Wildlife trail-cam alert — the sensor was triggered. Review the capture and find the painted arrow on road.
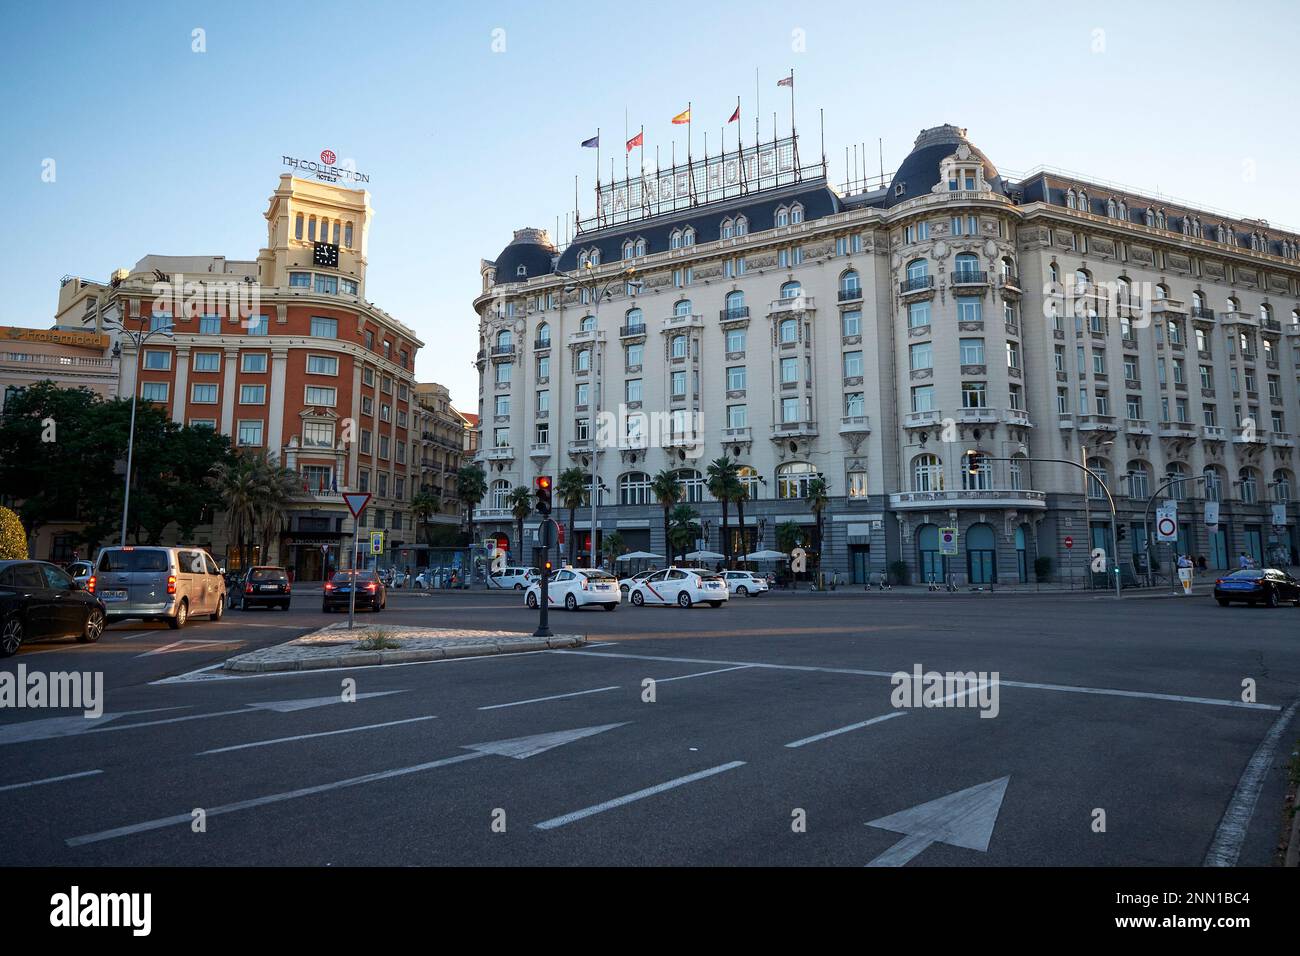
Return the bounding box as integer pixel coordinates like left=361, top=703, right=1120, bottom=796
left=864, top=775, right=1010, bottom=867
left=66, top=722, right=628, bottom=846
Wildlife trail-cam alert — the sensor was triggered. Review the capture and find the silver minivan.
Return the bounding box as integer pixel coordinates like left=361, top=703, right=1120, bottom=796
left=91, top=546, right=226, bottom=628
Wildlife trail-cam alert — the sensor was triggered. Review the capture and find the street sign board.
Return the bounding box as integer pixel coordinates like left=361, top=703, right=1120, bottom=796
left=939, top=527, right=958, bottom=555
left=343, top=492, right=371, bottom=518
left=369, top=531, right=384, bottom=555
left=1204, top=501, right=1220, bottom=530
left=1155, top=503, right=1178, bottom=542
left=1271, top=503, right=1288, bottom=530
left=1063, top=535, right=1074, bottom=550
left=537, top=518, right=559, bottom=549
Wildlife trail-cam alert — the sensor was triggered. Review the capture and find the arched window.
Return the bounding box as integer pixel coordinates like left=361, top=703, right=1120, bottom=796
left=1261, top=304, right=1273, bottom=325
left=790, top=203, right=804, bottom=224
left=1238, top=468, right=1259, bottom=504
left=590, top=248, right=601, bottom=265
left=778, top=318, right=798, bottom=343
left=344, top=222, right=354, bottom=248
left=734, top=216, right=748, bottom=236
left=954, top=253, right=979, bottom=281
left=1066, top=189, right=1076, bottom=210
left=1087, top=457, right=1110, bottom=499
left=580, top=314, right=596, bottom=332
left=332, top=221, right=341, bottom=245
left=490, top=479, right=511, bottom=511
left=839, top=270, right=860, bottom=296
left=776, top=461, right=817, bottom=499
left=1001, top=257, right=1016, bottom=281
left=725, top=290, right=745, bottom=316
left=295, top=214, right=304, bottom=240
left=624, top=307, right=642, bottom=328
left=907, top=258, right=928, bottom=282
left=495, top=329, right=512, bottom=349
left=1292, top=308, right=1300, bottom=330
left=535, top=322, right=550, bottom=346
left=635, top=238, right=646, bottom=256
left=912, top=454, right=944, bottom=492
left=1156, top=210, right=1166, bottom=230
left=671, top=334, right=687, bottom=358
left=1226, top=296, right=1239, bottom=316
left=1126, top=461, right=1151, bottom=499
left=1192, top=291, right=1205, bottom=313
left=576, top=348, right=591, bottom=372
left=673, top=468, right=704, bottom=502
left=720, top=219, right=733, bottom=240
left=308, top=216, right=317, bottom=241
left=682, top=227, right=695, bottom=247
left=1117, top=200, right=1127, bottom=220
left=577, top=250, right=589, bottom=268
left=1074, top=268, right=1091, bottom=291
left=619, top=472, right=652, bottom=506
left=963, top=453, right=992, bottom=491
left=674, top=299, right=693, bottom=317
left=1107, top=198, right=1117, bottom=218
left=1273, top=469, right=1293, bottom=503
left=670, top=229, right=683, bottom=250
left=737, top=465, right=760, bottom=498
left=622, top=240, right=634, bottom=260
left=775, top=207, right=790, bottom=228
left=1155, top=283, right=1169, bottom=300
left=780, top=281, right=802, bottom=299
left=1203, top=466, right=1223, bottom=503
left=1078, top=189, right=1088, bottom=210
left=1165, top=463, right=1189, bottom=501
left=1144, top=207, right=1155, bottom=227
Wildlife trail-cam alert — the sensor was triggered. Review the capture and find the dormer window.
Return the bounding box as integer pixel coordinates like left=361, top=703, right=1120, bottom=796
left=670, top=229, right=683, bottom=250
left=734, top=216, right=748, bottom=236
left=1145, top=207, right=1155, bottom=227
left=775, top=207, right=789, bottom=228
left=622, top=240, right=634, bottom=259
left=720, top=219, right=733, bottom=239
left=1107, top=198, right=1117, bottom=218
left=1066, top=189, right=1076, bottom=210
left=1078, top=190, right=1088, bottom=211
left=516, top=264, right=527, bottom=277
left=790, top=204, right=804, bottom=224
left=682, top=227, right=695, bottom=247
left=590, top=248, right=601, bottom=265
left=1117, top=200, right=1127, bottom=220
left=635, top=238, right=646, bottom=255
left=894, top=182, right=906, bottom=197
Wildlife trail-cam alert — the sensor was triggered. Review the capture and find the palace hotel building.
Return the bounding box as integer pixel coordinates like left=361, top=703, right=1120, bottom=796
left=53, top=174, right=425, bottom=578
left=473, top=124, right=1300, bottom=583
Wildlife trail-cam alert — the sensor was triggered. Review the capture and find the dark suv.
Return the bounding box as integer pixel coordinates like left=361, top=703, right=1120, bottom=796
left=237, top=566, right=292, bottom=611
left=322, top=570, right=386, bottom=612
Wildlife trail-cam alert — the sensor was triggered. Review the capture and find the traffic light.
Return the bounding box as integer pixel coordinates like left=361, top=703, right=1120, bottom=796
left=1117, top=525, right=1127, bottom=542
left=535, top=475, right=552, bottom=515
left=964, top=450, right=984, bottom=476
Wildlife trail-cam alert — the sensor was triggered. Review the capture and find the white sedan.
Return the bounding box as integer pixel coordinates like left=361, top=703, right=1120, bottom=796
left=627, top=567, right=729, bottom=608
left=618, top=568, right=659, bottom=594
left=524, top=568, right=620, bottom=611
left=721, top=570, right=769, bottom=596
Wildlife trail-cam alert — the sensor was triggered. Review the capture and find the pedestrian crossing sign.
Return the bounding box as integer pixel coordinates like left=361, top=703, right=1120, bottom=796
left=369, top=531, right=384, bottom=555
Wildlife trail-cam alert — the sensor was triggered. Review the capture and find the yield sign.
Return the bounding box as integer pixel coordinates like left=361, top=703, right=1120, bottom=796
left=865, top=775, right=1010, bottom=866
left=343, top=492, right=371, bottom=517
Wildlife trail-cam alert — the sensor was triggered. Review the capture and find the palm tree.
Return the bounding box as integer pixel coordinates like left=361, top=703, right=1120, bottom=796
left=650, top=469, right=683, bottom=562
left=411, top=491, right=441, bottom=546
left=600, top=529, right=625, bottom=568
left=706, top=457, right=738, bottom=567
left=556, top=466, right=587, bottom=567
left=668, top=503, right=700, bottom=563
left=806, top=476, right=830, bottom=570
left=251, top=455, right=300, bottom=568
left=208, top=456, right=258, bottom=571
left=507, top=485, right=533, bottom=563
left=456, top=464, right=487, bottom=536
left=732, top=477, right=750, bottom=567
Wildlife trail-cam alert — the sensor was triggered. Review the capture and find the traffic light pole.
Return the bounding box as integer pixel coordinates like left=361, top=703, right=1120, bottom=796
left=534, top=552, right=551, bottom=637
left=534, top=478, right=554, bottom=637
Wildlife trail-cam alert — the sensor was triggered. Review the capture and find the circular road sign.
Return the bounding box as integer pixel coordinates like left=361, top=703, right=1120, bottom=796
left=1064, top=536, right=1074, bottom=549
left=1156, top=516, right=1178, bottom=539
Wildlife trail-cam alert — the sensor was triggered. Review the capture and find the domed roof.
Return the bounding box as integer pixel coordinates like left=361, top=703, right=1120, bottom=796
left=884, top=125, right=1004, bottom=208
left=492, top=228, right=556, bottom=283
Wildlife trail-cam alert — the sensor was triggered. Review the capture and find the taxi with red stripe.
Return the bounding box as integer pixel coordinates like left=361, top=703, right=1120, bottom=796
left=524, top=567, right=620, bottom=611
left=627, top=567, right=729, bottom=609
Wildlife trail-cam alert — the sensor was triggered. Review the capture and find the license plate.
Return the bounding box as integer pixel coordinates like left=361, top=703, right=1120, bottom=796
left=259, top=584, right=277, bottom=591
left=102, top=590, right=128, bottom=601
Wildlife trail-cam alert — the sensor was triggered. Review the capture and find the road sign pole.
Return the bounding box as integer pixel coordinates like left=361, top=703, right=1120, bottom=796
left=349, top=519, right=358, bottom=630
left=534, top=518, right=553, bottom=638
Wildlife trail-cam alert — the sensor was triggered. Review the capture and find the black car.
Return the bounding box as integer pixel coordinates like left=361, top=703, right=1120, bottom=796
left=322, top=570, right=387, bottom=612
left=0, top=559, right=108, bottom=656
left=237, top=566, right=292, bottom=610
left=1213, top=568, right=1300, bottom=607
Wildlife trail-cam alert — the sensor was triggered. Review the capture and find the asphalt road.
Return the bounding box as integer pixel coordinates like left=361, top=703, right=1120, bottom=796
left=1, top=587, right=1297, bottom=866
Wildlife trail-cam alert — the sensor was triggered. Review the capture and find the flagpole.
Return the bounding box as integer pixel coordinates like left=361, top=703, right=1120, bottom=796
left=737, top=96, right=746, bottom=195
left=687, top=101, right=694, bottom=206
left=655, top=144, right=661, bottom=217
left=595, top=127, right=602, bottom=226
left=624, top=108, right=629, bottom=188
left=789, top=69, right=799, bottom=181
left=640, top=125, right=648, bottom=217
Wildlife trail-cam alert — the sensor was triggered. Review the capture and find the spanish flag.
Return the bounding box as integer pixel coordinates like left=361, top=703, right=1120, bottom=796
left=671, top=107, right=690, bottom=125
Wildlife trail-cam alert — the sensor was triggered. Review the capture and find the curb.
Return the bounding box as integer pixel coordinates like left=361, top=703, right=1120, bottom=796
left=222, top=634, right=585, bottom=673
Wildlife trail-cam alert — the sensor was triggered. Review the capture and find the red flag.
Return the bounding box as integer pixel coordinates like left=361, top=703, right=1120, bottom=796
left=727, top=104, right=740, bottom=123
left=626, top=131, right=642, bottom=152
left=777, top=75, right=793, bottom=88
left=671, top=107, right=691, bottom=125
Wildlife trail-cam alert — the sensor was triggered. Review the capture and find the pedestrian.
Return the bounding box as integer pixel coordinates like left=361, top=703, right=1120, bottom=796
left=1196, top=555, right=1207, bottom=572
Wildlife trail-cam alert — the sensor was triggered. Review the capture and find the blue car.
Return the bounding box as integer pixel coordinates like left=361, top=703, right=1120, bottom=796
left=1213, top=568, right=1300, bottom=607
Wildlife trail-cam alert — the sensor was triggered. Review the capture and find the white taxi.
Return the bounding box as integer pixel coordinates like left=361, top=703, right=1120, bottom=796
left=524, top=567, right=620, bottom=611
left=618, top=568, right=659, bottom=594
left=627, top=567, right=729, bottom=608
left=721, top=570, right=769, bottom=597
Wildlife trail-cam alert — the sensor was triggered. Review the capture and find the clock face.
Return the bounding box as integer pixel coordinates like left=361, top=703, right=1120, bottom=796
left=313, top=242, right=339, bottom=268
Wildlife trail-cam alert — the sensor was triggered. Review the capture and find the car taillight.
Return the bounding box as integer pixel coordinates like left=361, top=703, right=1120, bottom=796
left=324, top=582, right=334, bottom=591
left=367, top=582, right=377, bottom=592
left=87, top=575, right=96, bottom=593
left=284, top=583, right=291, bottom=593
left=167, top=574, right=177, bottom=594
left=1215, top=579, right=1224, bottom=586
left=693, top=576, right=701, bottom=587
left=246, top=582, right=254, bottom=593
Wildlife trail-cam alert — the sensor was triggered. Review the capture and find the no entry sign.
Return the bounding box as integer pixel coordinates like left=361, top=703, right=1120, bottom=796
left=1064, top=536, right=1074, bottom=549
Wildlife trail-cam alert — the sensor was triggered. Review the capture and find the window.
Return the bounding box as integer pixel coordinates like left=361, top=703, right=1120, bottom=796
left=727, top=405, right=747, bottom=429
left=537, top=389, right=550, bottom=413
left=380, top=403, right=392, bottom=422
left=537, top=354, right=550, bottom=378
left=193, top=352, right=219, bottom=372
left=912, top=454, right=943, bottom=492
left=495, top=395, right=510, bottom=416
left=305, top=386, right=336, bottom=406
left=290, top=271, right=311, bottom=288
left=576, top=382, right=590, bottom=406
left=303, top=421, right=335, bottom=448
left=307, top=355, right=338, bottom=375
left=246, top=315, right=268, bottom=335
left=143, top=350, right=170, bottom=370
left=840, top=270, right=861, bottom=298
left=149, top=312, right=173, bottom=333
left=910, top=343, right=933, bottom=370
left=780, top=281, right=802, bottom=299
left=671, top=334, right=688, bottom=358
left=911, top=385, right=934, bottom=412
left=670, top=371, right=686, bottom=398
left=239, top=384, right=265, bottom=404
left=844, top=392, right=865, bottom=417
left=779, top=319, right=798, bottom=343
left=954, top=253, right=980, bottom=281
left=775, top=207, right=790, bottom=228
left=956, top=297, right=982, bottom=323
left=962, top=382, right=987, bottom=409
left=1006, top=341, right=1020, bottom=370
left=1239, top=468, right=1258, bottom=504
left=843, top=351, right=863, bottom=377
left=960, top=338, right=985, bottom=365
left=619, top=472, right=652, bottom=506
left=495, top=362, right=511, bottom=384
left=380, top=435, right=391, bottom=458
left=140, top=381, right=169, bottom=403
left=625, top=343, right=643, bottom=368
left=361, top=396, right=373, bottom=416
left=314, top=275, right=338, bottom=295
left=725, top=328, right=746, bottom=353
left=576, top=348, right=591, bottom=372
left=726, top=366, right=746, bottom=390
left=237, top=420, right=263, bottom=446
left=780, top=357, right=799, bottom=384
left=781, top=397, right=799, bottom=422
left=841, top=309, right=861, bottom=337
left=360, top=429, right=371, bottom=453
left=189, top=419, right=216, bottom=430
left=908, top=301, right=931, bottom=328
left=191, top=383, right=218, bottom=404
left=199, top=315, right=220, bottom=335
left=777, top=461, right=817, bottom=498
left=239, top=353, right=266, bottom=373
left=623, top=378, right=641, bottom=403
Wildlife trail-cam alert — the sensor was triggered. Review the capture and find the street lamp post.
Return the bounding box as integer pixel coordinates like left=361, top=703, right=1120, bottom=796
left=108, top=319, right=175, bottom=547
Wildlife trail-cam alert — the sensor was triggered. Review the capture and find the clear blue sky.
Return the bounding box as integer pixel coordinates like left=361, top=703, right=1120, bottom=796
left=2, top=0, right=1296, bottom=408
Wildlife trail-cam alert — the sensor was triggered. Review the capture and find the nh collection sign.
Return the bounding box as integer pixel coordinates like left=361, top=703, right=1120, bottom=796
left=282, top=150, right=371, bottom=186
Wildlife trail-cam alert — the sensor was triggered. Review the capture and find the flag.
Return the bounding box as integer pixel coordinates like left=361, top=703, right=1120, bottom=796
left=727, top=104, right=740, bottom=123
left=671, top=107, right=690, bottom=125
left=626, top=131, right=642, bottom=152
left=580, top=134, right=599, bottom=148
left=777, top=75, right=793, bottom=88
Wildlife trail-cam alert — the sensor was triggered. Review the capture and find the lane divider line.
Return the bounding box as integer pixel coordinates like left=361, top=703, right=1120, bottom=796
left=534, top=761, right=747, bottom=830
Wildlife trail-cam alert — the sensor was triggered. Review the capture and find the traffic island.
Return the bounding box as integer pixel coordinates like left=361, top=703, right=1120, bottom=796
left=222, top=623, right=585, bottom=673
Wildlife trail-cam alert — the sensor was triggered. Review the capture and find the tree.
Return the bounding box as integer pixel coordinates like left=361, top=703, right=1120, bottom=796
left=456, top=465, right=487, bottom=535
left=776, top=520, right=804, bottom=555
left=706, top=457, right=738, bottom=567
left=251, top=455, right=301, bottom=566
left=600, top=530, right=625, bottom=568
left=668, top=503, right=700, bottom=563
left=556, top=466, right=587, bottom=567
left=806, top=477, right=830, bottom=569
left=650, top=469, right=683, bottom=564
left=411, top=491, right=441, bottom=546
left=507, top=486, right=533, bottom=563
left=0, top=507, right=27, bottom=560
left=733, top=478, right=751, bottom=565
left=208, top=456, right=259, bottom=571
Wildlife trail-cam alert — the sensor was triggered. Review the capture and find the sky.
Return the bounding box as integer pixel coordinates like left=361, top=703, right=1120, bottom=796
left=2, top=0, right=1297, bottom=409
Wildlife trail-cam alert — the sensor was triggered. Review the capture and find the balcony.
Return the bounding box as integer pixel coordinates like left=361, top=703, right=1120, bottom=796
left=839, top=415, right=872, bottom=434
left=998, top=272, right=1022, bottom=298
left=619, top=324, right=647, bottom=339
left=1150, top=298, right=1187, bottom=317
left=904, top=410, right=941, bottom=428
left=485, top=445, right=514, bottom=461
left=1202, top=425, right=1226, bottom=441
left=1233, top=430, right=1266, bottom=445
left=890, top=489, right=1046, bottom=511
left=1272, top=432, right=1296, bottom=448
left=899, top=275, right=935, bottom=298
left=1190, top=307, right=1216, bottom=324
left=1158, top=421, right=1197, bottom=439
left=719, top=306, right=751, bottom=322
left=1125, top=418, right=1153, bottom=436
left=722, top=426, right=752, bottom=444
left=529, top=442, right=551, bottom=458
left=662, top=312, right=705, bottom=331
left=489, top=344, right=515, bottom=360
left=472, top=507, right=512, bottom=523
left=1261, top=317, right=1282, bottom=335
left=533, top=337, right=552, bottom=351
left=1221, top=310, right=1257, bottom=328
left=949, top=270, right=989, bottom=288
left=1077, top=414, right=1119, bottom=432
left=768, top=296, right=815, bottom=314
left=837, top=287, right=863, bottom=303
left=1003, top=408, right=1033, bottom=428
left=770, top=420, right=819, bottom=439
left=956, top=407, right=998, bottom=424
left=567, top=438, right=594, bottom=456
left=568, top=329, right=605, bottom=344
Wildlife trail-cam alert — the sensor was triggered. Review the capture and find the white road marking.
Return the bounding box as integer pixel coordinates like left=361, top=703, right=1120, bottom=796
left=113, top=632, right=149, bottom=641
left=0, top=769, right=103, bottom=792
left=478, top=686, right=620, bottom=710
left=655, top=664, right=753, bottom=683
left=67, top=723, right=625, bottom=846
left=0, top=708, right=189, bottom=746
left=151, top=646, right=560, bottom=684
left=1204, top=695, right=1300, bottom=866
left=534, top=761, right=747, bottom=830
left=84, top=691, right=404, bottom=734
left=785, top=711, right=906, bottom=748
left=556, top=649, right=1281, bottom=712
left=198, top=715, right=438, bottom=755
left=135, top=638, right=239, bottom=658
left=865, top=776, right=1010, bottom=867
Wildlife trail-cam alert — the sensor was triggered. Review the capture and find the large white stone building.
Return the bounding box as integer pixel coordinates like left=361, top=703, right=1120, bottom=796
left=471, top=124, right=1300, bottom=584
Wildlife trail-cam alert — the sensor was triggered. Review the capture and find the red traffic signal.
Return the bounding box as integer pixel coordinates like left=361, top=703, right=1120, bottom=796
left=535, top=475, right=553, bottom=515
